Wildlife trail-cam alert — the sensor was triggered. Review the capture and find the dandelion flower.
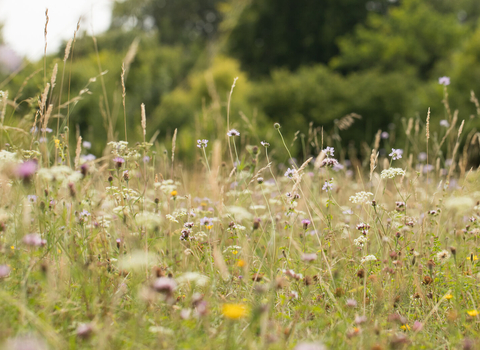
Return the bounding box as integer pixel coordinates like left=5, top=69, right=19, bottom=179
left=467, top=310, right=479, bottom=317
left=222, top=303, right=248, bottom=320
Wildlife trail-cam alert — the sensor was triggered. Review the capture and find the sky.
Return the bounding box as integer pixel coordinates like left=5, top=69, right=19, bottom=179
left=0, top=0, right=113, bottom=61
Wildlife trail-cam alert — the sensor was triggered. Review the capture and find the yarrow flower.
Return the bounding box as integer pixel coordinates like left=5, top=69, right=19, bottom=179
left=354, top=236, right=367, bottom=247
left=197, top=139, right=208, bottom=148
left=389, top=148, right=403, bottom=160
left=227, top=129, right=240, bottom=137
left=440, top=120, right=450, bottom=128
left=349, top=191, right=373, bottom=204
left=360, top=255, right=377, bottom=263
left=323, top=146, right=334, bottom=157
left=438, top=76, right=450, bottom=86
left=381, top=168, right=405, bottom=179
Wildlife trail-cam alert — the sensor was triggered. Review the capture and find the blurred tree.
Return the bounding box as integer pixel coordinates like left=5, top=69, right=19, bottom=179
left=331, top=0, right=466, bottom=78
left=111, top=0, right=223, bottom=45
left=226, top=0, right=396, bottom=77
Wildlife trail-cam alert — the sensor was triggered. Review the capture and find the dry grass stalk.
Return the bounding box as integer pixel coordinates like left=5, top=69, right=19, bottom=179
left=448, top=119, right=465, bottom=180
left=74, top=136, right=82, bottom=170
left=171, top=128, right=177, bottom=164
left=63, top=39, right=73, bottom=62
left=121, top=64, right=127, bottom=141
left=437, top=110, right=458, bottom=153
left=369, top=149, right=378, bottom=181
left=335, top=113, right=361, bottom=131
left=50, top=63, right=58, bottom=91
left=470, top=90, right=480, bottom=117
left=374, top=129, right=381, bottom=151
left=406, top=118, right=413, bottom=136
left=141, top=103, right=146, bottom=140
left=426, top=108, right=430, bottom=141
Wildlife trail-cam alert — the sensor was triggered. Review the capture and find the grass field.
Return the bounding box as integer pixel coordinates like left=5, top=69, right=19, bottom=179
left=0, top=54, right=480, bottom=350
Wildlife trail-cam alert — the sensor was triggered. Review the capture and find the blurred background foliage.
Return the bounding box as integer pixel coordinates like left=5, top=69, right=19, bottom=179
left=2, top=0, right=480, bottom=162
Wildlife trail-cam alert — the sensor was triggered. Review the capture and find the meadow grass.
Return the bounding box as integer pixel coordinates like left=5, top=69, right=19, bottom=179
left=0, top=25, right=480, bottom=350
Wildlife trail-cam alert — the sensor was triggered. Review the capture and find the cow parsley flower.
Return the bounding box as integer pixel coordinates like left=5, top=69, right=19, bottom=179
left=349, top=191, right=373, bottom=204
left=381, top=168, right=405, bottom=179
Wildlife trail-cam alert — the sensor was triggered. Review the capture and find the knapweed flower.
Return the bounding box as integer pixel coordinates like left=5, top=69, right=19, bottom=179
left=197, top=139, right=208, bottom=148
left=16, top=160, right=37, bottom=180
left=222, top=303, right=248, bottom=320
left=293, top=342, right=326, bottom=350
left=113, top=157, right=125, bottom=168
left=301, top=253, right=317, bottom=262
left=438, top=76, right=450, bottom=86
left=260, top=141, right=270, bottom=147
left=346, top=299, right=357, bottom=308
left=152, top=277, right=177, bottom=296
left=323, top=146, right=334, bottom=157
left=227, top=129, right=240, bottom=137
left=389, top=148, right=403, bottom=160
left=440, top=119, right=450, bottom=127
left=301, top=219, right=311, bottom=230
left=349, top=191, right=373, bottom=204
left=360, top=255, right=377, bottom=263
left=76, top=323, right=93, bottom=339
left=0, top=264, right=11, bottom=278
left=381, top=168, right=405, bottom=179
left=22, top=233, right=46, bottom=247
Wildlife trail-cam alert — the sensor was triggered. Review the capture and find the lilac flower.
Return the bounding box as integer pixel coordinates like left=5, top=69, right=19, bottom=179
left=440, top=120, right=450, bottom=127
left=113, top=157, right=125, bottom=168
left=260, top=141, right=270, bottom=147
left=389, top=148, right=403, bottom=160
left=0, top=265, right=11, bottom=278
left=284, top=168, right=296, bottom=178
left=82, top=141, right=92, bottom=149
left=322, top=181, right=333, bottom=191
left=323, top=146, right=334, bottom=157
left=27, top=195, right=37, bottom=203
left=23, top=233, right=46, bottom=247
left=16, top=160, right=37, bottom=180
left=197, top=139, right=208, bottom=148
left=227, top=129, right=240, bottom=137
left=381, top=131, right=389, bottom=139
left=438, top=76, right=450, bottom=86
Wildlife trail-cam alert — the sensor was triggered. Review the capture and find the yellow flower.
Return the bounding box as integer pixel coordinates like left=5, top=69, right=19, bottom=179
left=467, top=310, right=479, bottom=317
left=222, top=303, right=248, bottom=320
left=10, top=246, right=14, bottom=250
left=236, top=259, right=246, bottom=267
left=170, top=190, right=177, bottom=197
left=54, top=139, right=60, bottom=148
left=466, top=255, right=478, bottom=261
left=232, top=250, right=238, bottom=255
left=444, top=294, right=453, bottom=300
left=400, top=324, right=411, bottom=331
left=206, top=225, right=213, bottom=230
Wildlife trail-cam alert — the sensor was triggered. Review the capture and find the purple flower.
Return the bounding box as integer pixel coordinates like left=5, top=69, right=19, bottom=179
left=440, top=120, right=450, bottom=127
left=346, top=299, right=357, bottom=308
left=143, top=156, right=150, bottom=163
left=412, top=321, right=423, bottom=331
left=77, top=323, right=94, bottom=339
left=80, top=209, right=90, bottom=217
left=197, top=139, right=208, bottom=148
left=152, top=277, right=177, bottom=296
left=27, top=195, right=37, bottom=203
left=323, top=146, right=334, bottom=157
left=301, top=253, right=317, bottom=262
left=322, top=181, right=333, bottom=191
left=438, top=76, right=450, bottom=86
left=227, top=129, right=240, bottom=137
left=200, top=217, right=213, bottom=227
left=418, top=152, right=427, bottom=162
left=389, top=148, right=403, bottom=160
left=0, top=264, right=11, bottom=278
left=320, top=158, right=339, bottom=167
left=332, top=163, right=344, bottom=172
left=293, top=343, right=326, bottom=350
left=113, top=157, right=125, bottom=168
left=22, top=233, right=46, bottom=247
left=81, top=154, right=96, bottom=162
left=301, top=219, right=311, bottom=230
left=41, top=127, right=53, bottom=133
left=16, top=160, right=37, bottom=180
left=381, top=131, right=389, bottom=139
left=82, top=141, right=92, bottom=149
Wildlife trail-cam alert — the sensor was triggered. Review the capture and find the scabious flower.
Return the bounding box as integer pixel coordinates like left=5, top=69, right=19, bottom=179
left=260, top=141, right=270, bottom=147
left=349, top=191, right=373, bottom=204
left=27, top=195, right=37, bottom=203
left=381, top=168, right=405, bottom=179
left=320, top=158, right=339, bottom=167
left=152, top=277, right=177, bottom=297
left=284, top=167, right=296, bottom=179
left=389, top=148, right=403, bottom=160
left=227, top=129, right=240, bottom=137
left=197, top=139, right=208, bottom=148
left=323, top=146, right=334, bottom=157
left=381, top=131, right=389, bottom=139
left=82, top=141, right=92, bottom=149
left=200, top=217, right=213, bottom=227
left=438, top=76, right=450, bottom=86
left=0, top=264, right=11, bottom=278
left=440, top=120, right=450, bottom=127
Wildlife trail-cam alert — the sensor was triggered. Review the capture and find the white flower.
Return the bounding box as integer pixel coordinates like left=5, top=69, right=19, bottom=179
left=360, top=255, right=377, bottom=263
left=436, top=249, right=451, bottom=262
left=354, top=236, right=367, bottom=247
left=380, top=168, right=406, bottom=179
left=349, top=191, right=373, bottom=204
left=166, top=214, right=179, bottom=223
left=176, top=272, right=209, bottom=287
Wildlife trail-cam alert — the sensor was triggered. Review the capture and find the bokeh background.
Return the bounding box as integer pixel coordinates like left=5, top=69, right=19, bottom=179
left=1, top=0, right=480, bottom=163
